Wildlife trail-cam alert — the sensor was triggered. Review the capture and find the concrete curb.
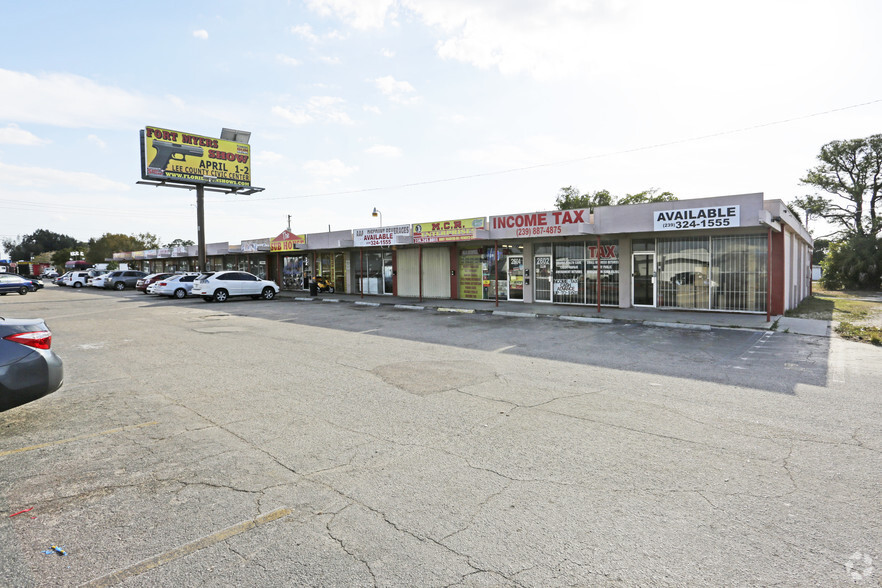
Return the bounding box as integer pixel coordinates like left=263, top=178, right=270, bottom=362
left=559, top=316, right=614, bottom=324
left=643, top=321, right=712, bottom=331
left=493, top=310, right=539, bottom=318
left=277, top=293, right=841, bottom=336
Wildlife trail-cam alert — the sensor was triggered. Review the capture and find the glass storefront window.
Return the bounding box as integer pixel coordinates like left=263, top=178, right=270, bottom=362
left=654, top=235, right=767, bottom=312
left=657, top=237, right=711, bottom=309
left=711, top=235, right=767, bottom=312
left=282, top=255, right=309, bottom=290
left=355, top=251, right=393, bottom=294
left=553, top=243, right=584, bottom=304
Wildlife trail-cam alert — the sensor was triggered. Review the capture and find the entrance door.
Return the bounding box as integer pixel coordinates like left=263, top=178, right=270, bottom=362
left=632, top=253, right=655, bottom=306
left=534, top=255, right=552, bottom=302
left=507, top=256, right=524, bottom=301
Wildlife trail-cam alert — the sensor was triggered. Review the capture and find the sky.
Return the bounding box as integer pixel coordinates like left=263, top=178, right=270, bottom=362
left=1, top=0, right=880, bottom=259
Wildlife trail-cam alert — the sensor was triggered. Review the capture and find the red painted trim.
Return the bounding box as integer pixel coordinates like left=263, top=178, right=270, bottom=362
left=770, top=230, right=786, bottom=316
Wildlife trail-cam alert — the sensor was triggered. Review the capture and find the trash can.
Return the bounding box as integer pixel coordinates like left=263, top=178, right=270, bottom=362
left=309, top=277, right=318, bottom=297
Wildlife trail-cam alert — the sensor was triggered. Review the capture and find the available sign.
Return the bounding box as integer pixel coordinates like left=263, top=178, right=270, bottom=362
left=140, top=125, right=252, bottom=189
left=413, top=217, right=485, bottom=243
left=654, top=205, right=740, bottom=231
left=354, top=225, right=411, bottom=247
left=270, top=230, right=306, bottom=252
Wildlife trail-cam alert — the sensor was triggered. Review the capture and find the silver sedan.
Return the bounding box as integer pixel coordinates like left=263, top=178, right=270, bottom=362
left=152, top=274, right=200, bottom=299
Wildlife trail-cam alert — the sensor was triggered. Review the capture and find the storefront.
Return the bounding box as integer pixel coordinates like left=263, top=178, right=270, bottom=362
left=353, top=225, right=409, bottom=295
left=109, top=192, right=811, bottom=315
left=270, top=230, right=309, bottom=291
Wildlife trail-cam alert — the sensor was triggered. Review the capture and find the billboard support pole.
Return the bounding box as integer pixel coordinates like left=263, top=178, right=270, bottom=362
left=197, top=184, right=207, bottom=272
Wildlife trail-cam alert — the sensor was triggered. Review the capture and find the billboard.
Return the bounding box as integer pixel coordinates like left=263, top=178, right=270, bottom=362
left=140, top=125, right=251, bottom=189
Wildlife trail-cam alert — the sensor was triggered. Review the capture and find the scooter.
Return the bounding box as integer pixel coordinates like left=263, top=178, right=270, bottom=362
left=314, top=276, right=335, bottom=293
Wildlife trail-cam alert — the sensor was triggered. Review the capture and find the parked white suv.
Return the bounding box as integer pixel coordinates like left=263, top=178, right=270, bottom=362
left=63, top=271, right=92, bottom=288
left=191, top=271, right=279, bottom=302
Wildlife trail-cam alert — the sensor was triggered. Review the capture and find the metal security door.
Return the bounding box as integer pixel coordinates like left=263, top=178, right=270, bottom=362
left=632, top=253, right=655, bottom=306
left=534, top=255, right=552, bottom=302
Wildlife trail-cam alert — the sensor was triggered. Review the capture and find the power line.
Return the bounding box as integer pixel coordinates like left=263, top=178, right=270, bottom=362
left=207, top=97, right=882, bottom=204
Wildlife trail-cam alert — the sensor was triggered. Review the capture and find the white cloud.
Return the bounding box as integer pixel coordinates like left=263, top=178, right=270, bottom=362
left=363, top=105, right=382, bottom=115
left=192, top=29, right=209, bottom=40
left=271, top=96, right=354, bottom=125
left=255, top=151, right=284, bottom=164
left=0, top=161, right=131, bottom=191
left=0, top=124, right=50, bottom=146
left=86, top=134, right=106, bottom=149
left=365, top=144, right=402, bottom=158
left=306, top=0, right=397, bottom=30
left=373, top=76, right=419, bottom=105
left=380, top=48, right=395, bottom=58
left=318, top=55, right=342, bottom=65
left=0, top=68, right=164, bottom=129
left=291, top=24, right=320, bottom=42
left=276, top=54, right=301, bottom=67
left=302, top=158, right=358, bottom=178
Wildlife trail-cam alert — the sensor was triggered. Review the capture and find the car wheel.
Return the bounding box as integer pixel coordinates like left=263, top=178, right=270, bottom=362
left=74, top=282, right=83, bottom=288
left=114, top=281, right=125, bottom=290
left=18, top=286, right=28, bottom=295
left=328, top=286, right=335, bottom=293
left=261, top=287, right=276, bottom=300
left=174, top=288, right=187, bottom=299
left=213, top=289, right=229, bottom=302
left=202, top=296, right=213, bottom=302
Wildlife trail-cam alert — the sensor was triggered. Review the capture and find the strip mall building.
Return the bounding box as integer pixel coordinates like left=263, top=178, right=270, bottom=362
left=114, top=193, right=813, bottom=315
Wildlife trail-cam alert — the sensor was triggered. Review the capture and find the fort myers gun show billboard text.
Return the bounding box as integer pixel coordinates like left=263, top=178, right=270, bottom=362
left=140, top=126, right=252, bottom=189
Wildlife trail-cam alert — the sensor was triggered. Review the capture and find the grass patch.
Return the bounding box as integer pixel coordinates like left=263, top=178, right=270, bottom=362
left=787, top=283, right=882, bottom=345
left=835, top=322, right=882, bottom=346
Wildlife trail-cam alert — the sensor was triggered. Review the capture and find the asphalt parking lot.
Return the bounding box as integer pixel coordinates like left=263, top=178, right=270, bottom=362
left=1, top=287, right=881, bottom=586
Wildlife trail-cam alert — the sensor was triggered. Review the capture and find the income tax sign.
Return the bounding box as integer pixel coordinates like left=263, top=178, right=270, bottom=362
left=140, top=125, right=252, bottom=189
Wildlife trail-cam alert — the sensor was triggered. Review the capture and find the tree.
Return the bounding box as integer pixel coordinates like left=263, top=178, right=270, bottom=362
left=1, top=229, right=79, bottom=261
left=801, top=134, right=882, bottom=238
left=164, top=238, right=195, bottom=248
left=555, top=186, right=613, bottom=211
left=555, top=186, right=676, bottom=211
left=821, top=235, right=881, bottom=290
left=618, top=188, right=677, bottom=206
left=85, top=233, right=156, bottom=265
left=51, top=248, right=73, bottom=268
left=789, top=194, right=829, bottom=231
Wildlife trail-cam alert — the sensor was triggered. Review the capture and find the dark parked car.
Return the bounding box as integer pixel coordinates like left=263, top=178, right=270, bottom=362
left=0, top=317, right=63, bottom=411
left=102, top=270, right=148, bottom=290
left=135, top=273, right=173, bottom=294
left=0, top=274, right=38, bottom=295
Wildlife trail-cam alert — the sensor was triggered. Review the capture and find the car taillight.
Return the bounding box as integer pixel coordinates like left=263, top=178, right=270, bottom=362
left=158, top=282, right=167, bottom=286
left=3, top=330, right=52, bottom=350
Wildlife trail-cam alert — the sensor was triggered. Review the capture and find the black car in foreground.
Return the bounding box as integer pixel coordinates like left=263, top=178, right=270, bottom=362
left=0, top=317, right=63, bottom=411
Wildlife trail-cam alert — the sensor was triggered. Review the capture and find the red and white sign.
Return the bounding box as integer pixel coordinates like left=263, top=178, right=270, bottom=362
left=489, top=209, right=591, bottom=238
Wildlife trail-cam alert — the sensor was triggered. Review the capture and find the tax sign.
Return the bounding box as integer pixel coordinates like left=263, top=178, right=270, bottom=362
left=490, top=209, right=590, bottom=238
left=653, top=205, right=740, bottom=231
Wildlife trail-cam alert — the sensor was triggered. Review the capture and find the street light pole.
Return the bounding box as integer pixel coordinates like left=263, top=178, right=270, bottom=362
left=372, top=207, right=383, bottom=226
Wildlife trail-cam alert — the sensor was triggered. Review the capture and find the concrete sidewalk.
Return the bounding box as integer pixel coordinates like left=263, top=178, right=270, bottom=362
left=278, top=291, right=834, bottom=337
